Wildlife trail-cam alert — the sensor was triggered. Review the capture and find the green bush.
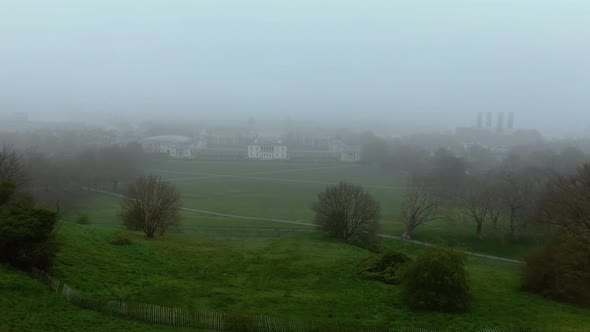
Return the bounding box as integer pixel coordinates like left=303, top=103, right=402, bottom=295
left=357, top=251, right=411, bottom=285
left=522, top=232, right=590, bottom=307
left=402, top=246, right=470, bottom=312
left=0, top=182, right=59, bottom=270
left=75, top=213, right=90, bottom=225
left=110, top=234, right=132, bottom=246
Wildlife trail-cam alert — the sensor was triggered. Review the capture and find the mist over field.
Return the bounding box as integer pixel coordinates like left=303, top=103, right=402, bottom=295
left=1, top=0, right=590, bottom=136
left=2, top=2, right=590, bottom=332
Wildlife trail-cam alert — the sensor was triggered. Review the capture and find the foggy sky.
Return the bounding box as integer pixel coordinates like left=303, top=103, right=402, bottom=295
left=1, top=0, right=589, bottom=135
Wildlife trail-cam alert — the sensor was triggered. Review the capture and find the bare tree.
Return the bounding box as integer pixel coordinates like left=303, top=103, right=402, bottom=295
left=0, top=145, right=25, bottom=184
left=399, top=187, right=440, bottom=238
left=488, top=201, right=501, bottom=230
left=312, top=181, right=380, bottom=244
left=499, top=168, right=548, bottom=239
left=538, top=164, right=590, bottom=244
left=462, top=186, right=492, bottom=239
left=120, top=175, right=182, bottom=238
left=480, top=179, right=503, bottom=230
left=502, top=174, right=527, bottom=238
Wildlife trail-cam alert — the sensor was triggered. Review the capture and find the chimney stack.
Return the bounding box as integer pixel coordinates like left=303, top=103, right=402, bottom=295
left=497, top=112, right=504, bottom=133
left=477, top=112, right=483, bottom=128
left=507, top=112, right=515, bottom=130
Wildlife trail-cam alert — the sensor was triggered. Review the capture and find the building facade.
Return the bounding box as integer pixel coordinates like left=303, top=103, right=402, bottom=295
left=248, top=144, right=287, bottom=160
left=340, top=150, right=361, bottom=162
left=139, top=132, right=361, bottom=163
left=140, top=135, right=194, bottom=159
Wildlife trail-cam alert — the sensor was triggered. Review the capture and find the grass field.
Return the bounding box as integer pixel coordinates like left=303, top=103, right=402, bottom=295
left=9, top=159, right=582, bottom=331
left=0, top=264, right=201, bottom=332
left=80, top=159, right=546, bottom=259
left=21, top=222, right=590, bottom=331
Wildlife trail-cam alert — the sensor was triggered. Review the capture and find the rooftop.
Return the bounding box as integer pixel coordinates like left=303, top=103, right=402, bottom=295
left=140, top=135, right=192, bottom=144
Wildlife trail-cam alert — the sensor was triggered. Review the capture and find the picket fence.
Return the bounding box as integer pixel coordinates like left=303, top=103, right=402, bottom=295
left=31, top=268, right=541, bottom=332
left=31, top=268, right=427, bottom=331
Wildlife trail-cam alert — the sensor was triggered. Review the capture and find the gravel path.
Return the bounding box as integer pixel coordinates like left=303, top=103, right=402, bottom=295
left=82, top=187, right=521, bottom=264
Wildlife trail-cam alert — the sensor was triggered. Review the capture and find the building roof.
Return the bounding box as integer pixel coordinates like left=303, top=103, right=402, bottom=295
left=252, top=137, right=284, bottom=145
left=140, top=135, right=192, bottom=144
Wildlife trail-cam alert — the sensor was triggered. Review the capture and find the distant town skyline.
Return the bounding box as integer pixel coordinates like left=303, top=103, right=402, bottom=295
left=2, top=1, right=589, bottom=137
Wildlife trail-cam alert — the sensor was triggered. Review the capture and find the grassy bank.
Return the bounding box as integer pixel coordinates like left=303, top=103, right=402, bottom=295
left=34, top=222, right=590, bottom=331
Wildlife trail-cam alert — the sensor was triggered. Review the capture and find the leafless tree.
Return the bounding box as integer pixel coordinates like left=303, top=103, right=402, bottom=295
left=462, top=186, right=492, bottom=239
left=0, top=145, right=25, bottom=185
left=498, top=168, right=549, bottom=239
left=502, top=174, right=527, bottom=238
left=538, top=164, right=590, bottom=244
left=120, top=175, right=182, bottom=238
left=488, top=200, right=502, bottom=230
left=312, top=181, right=380, bottom=244
left=399, top=187, right=441, bottom=238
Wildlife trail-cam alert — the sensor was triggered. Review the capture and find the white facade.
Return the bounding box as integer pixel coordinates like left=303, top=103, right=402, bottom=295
left=248, top=145, right=287, bottom=160
left=340, top=150, right=361, bottom=162
left=140, top=135, right=193, bottom=159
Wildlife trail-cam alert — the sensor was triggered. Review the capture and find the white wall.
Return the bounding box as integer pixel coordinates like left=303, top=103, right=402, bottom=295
left=248, top=145, right=287, bottom=160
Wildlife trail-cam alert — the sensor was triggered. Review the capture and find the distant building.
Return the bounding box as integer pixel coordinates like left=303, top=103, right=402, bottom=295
left=139, top=135, right=194, bottom=159
left=340, top=147, right=361, bottom=162
left=248, top=138, right=287, bottom=160
left=139, top=129, right=361, bottom=163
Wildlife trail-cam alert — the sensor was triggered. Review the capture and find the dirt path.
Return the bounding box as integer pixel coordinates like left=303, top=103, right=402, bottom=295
left=82, top=187, right=521, bottom=264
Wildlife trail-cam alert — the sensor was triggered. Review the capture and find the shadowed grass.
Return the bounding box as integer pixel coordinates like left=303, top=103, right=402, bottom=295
left=0, top=263, right=204, bottom=332
left=42, top=223, right=590, bottom=331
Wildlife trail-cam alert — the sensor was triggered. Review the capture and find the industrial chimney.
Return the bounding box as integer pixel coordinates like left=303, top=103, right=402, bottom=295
left=497, top=112, right=504, bottom=133
left=507, top=112, right=515, bottom=130
left=477, top=112, right=483, bottom=128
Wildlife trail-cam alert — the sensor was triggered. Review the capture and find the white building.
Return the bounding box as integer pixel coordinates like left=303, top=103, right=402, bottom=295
left=340, top=149, right=361, bottom=162
left=248, top=138, right=287, bottom=160
left=330, top=141, right=361, bottom=162
left=139, top=135, right=194, bottom=159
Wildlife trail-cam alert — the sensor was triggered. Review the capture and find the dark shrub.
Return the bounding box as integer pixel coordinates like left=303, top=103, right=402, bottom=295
left=402, top=246, right=470, bottom=312
left=522, top=232, right=590, bottom=307
left=0, top=184, right=59, bottom=270
left=0, top=181, right=16, bottom=205
left=76, top=213, right=90, bottom=225
left=521, top=246, right=554, bottom=297
left=110, top=234, right=132, bottom=246
left=358, top=251, right=411, bottom=285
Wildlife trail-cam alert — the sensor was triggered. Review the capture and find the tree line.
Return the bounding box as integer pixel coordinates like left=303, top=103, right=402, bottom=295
left=0, top=142, right=181, bottom=272
left=318, top=136, right=590, bottom=309
left=0, top=143, right=146, bottom=214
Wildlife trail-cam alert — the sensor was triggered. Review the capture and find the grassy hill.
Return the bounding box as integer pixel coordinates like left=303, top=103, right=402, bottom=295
left=4, top=221, right=586, bottom=331
left=0, top=263, right=201, bottom=332
left=7, top=160, right=583, bottom=331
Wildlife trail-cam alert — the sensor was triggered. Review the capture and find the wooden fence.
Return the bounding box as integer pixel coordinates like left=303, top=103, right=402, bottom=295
left=31, top=268, right=540, bottom=332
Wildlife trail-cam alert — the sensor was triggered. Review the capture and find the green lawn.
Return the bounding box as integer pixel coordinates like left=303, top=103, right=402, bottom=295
left=33, top=223, right=590, bottom=331
left=0, top=264, right=202, bottom=332
left=147, top=160, right=406, bottom=223
left=83, top=160, right=546, bottom=259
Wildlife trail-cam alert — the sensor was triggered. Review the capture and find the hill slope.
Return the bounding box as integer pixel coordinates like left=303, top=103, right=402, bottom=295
left=0, top=264, right=202, bottom=332
left=19, top=222, right=588, bottom=331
